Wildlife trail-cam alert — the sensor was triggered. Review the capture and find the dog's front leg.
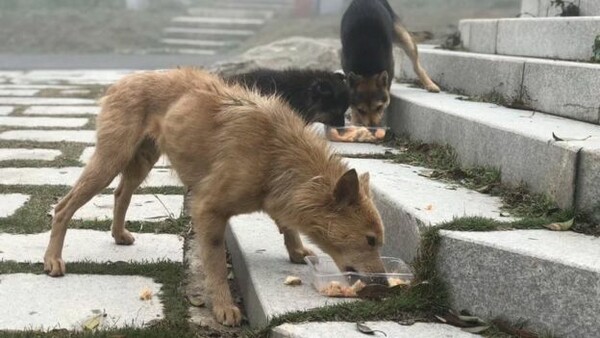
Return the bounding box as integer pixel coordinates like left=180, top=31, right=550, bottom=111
left=192, top=203, right=241, bottom=326
left=279, top=226, right=316, bottom=264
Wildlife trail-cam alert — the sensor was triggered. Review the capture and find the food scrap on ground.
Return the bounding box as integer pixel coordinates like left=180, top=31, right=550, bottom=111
left=284, top=276, right=302, bottom=286
left=139, top=287, right=153, bottom=301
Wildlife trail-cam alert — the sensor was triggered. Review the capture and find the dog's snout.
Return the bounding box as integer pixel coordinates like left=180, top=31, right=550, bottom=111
left=367, top=275, right=389, bottom=286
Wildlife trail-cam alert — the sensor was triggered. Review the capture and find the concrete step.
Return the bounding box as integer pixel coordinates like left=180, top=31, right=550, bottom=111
left=212, top=3, right=290, bottom=11
left=459, top=17, right=600, bottom=61
left=398, top=48, right=600, bottom=124
left=225, top=213, right=351, bottom=328
left=160, top=38, right=237, bottom=49
left=163, top=27, right=255, bottom=40
left=187, top=7, right=275, bottom=20
left=386, top=83, right=600, bottom=213
left=171, top=16, right=265, bottom=30
left=521, top=0, right=600, bottom=17
left=225, top=156, right=508, bottom=327
left=438, top=229, right=600, bottom=338
left=273, top=322, right=479, bottom=338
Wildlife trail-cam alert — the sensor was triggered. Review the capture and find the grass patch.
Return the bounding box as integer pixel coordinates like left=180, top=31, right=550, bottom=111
left=362, top=137, right=561, bottom=219
left=0, top=185, right=188, bottom=234
left=456, top=91, right=530, bottom=111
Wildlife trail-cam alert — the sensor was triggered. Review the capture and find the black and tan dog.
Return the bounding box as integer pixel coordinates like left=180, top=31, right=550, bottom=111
left=341, top=0, right=440, bottom=127
left=226, top=68, right=350, bottom=127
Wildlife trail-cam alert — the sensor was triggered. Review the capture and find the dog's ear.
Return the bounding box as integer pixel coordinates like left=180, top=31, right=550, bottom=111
left=311, top=80, right=334, bottom=99
left=347, top=72, right=362, bottom=87
left=377, top=71, right=389, bottom=87
left=334, top=169, right=360, bottom=206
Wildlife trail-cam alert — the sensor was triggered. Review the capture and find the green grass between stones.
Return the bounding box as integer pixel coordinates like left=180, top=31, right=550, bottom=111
left=0, top=185, right=187, bottom=235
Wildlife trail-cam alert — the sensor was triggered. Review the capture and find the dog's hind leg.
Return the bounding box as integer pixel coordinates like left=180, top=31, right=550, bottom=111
left=394, top=22, right=441, bottom=93
left=112, top=138, right=160, bottom=245
left=44, top=152, right=126, bottom=276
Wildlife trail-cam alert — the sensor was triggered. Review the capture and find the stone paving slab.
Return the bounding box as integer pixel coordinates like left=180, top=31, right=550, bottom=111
left=226, top=212, right=350, bottom=328
left=344, top=158, right=507, bottom=262
left=272, top=322, right=479, bottom=338
left=59, top=89, right=91, bottom=96
left=24, top=106, right=101, bottom=116
left=0, top=106, right=14, bottom=116
left=439, top=230, right=600, bottom=338
left=64, top=194, right=183, bottom=222
left=0, top=148, right=62, bottom=161
left=9, top=70, right=130, bottom=86
left=0, top=130, right=96, bottom=143
left=0, top=193, right=29, bottom=217
left=0, top=274, right=163, bottom=331
left=0, top=117, right=89, bottom=128
left=0, top=97, right=96, bottom=105
left=387, top=83, right=600, bottom=210
left=0, top=230, right=183, bottom=263
left=0, top=89, right=40, bottom=96
left=0, top=167, right=182, bottom=188
left=80, top=147, right=171, bottom=167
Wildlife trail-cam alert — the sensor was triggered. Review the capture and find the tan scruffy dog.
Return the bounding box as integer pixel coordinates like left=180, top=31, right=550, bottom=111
left=43, top=68, right=387, bottom=326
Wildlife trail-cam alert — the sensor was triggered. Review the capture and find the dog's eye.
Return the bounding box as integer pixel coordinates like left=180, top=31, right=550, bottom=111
left=366, top=235, right=376, bottom=247
left=357, top=108, right=368, bottom=115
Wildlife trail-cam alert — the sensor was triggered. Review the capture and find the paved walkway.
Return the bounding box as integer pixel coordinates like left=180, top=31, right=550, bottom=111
left=0, top=70, right=192, bottom=335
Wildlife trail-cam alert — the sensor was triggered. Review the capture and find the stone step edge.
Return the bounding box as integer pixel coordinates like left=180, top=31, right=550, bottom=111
left=386, top=83, right=600, bottom=212
left=398, top=47, right=600, bottom=124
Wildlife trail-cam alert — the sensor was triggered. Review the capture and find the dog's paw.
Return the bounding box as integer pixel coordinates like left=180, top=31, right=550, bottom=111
left=213, top=304, right=242, bottom=327
left=425, top=83, right=441, bottom=93
left=43, top=256, right=66, bottom=277
left=288, top=247, right=316, bottom=264
left=112, top=230, right=135, bottom=245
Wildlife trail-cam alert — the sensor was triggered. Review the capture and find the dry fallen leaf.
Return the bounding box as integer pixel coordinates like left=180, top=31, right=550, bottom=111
left=284, top=276, right=302, bottom=286
left=82, top=313, right=105, bottom=331
left=187, top=295, right=205, bottom=308
left=462, top=325, right=491, bottom=334
left=139, top=287, right=153, bottom=301
left=424, top=204, right=434, bottom=211
left=543, top=218, right=574, bottom=231
left=356, top=322, right=387, bottom=336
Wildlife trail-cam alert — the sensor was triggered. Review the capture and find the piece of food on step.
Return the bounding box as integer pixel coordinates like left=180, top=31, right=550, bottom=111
left=320, top=280, right=366, bottom=297
left=284, top=276, right=302, bottom=286
left=388, top=277, right=411, bottom=287
left=326, top=126, right=388, bottom=143
left=139, top=287, right=153, bottom=301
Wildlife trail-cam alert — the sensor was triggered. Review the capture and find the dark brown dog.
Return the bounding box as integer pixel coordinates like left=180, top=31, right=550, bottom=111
left=43, top=68, right=386, bottom=326
left=341, top=0, right=440, bottom=126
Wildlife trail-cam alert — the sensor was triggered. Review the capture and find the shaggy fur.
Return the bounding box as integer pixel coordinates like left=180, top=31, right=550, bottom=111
left=341, top=0, right=440, bottom=126
left=226, top=68, right=350, bottom=127
left=43, top=68, right=386, bottom=326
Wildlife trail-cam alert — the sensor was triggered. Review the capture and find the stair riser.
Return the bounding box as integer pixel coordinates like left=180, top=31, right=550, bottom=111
left=460, top=18, right=600, bottom=62
left=438, top=232, right=600, bottom=338
left=399, top=49, right=600, bottom=124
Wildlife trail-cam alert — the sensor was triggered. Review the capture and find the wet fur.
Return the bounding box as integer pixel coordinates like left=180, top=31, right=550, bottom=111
left=43, top=68, right=386, bottom=326
left=226, top=68, right=350, bottom=127
left=341, top=0, right=440, bottom=126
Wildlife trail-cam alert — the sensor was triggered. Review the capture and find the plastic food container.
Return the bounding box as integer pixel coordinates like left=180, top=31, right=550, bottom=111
left=325, top=126, right=392, bottom=143
left=304, top=256, right=415, bottom=297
